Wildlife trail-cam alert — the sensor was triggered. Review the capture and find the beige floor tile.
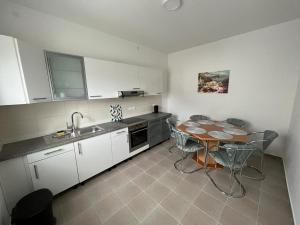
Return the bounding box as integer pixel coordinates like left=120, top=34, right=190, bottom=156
left=159, top=171, right=183, bottom=190
left=145, top=181, right=171, bottom=203
left=146, top=164, right=168, bottom=178
left=121, top=165, right=144, bottom=179
left=105, top=172, right=130, bottom=188
left=194, top=192, right=224, bottom=219
left=258, top=192, right=293, bottom=225
left=128, top=192, right=158, bottom=221
left=60, top=189, right=94, bottom=223
left=184, top=171, right=208, bottom=188
left=132, top=173, right=156, bottom=189
left=219, top=206, right=256, bottom=225
left=103, top=206, right=139, bottom=225
left=135, top=158, right=156, bottom=171
left=203, top=182, right=228, bottom=203
left=94, top=193, right=124, bottom=222
left=174, top=179, right=201, bottom=201
left=141, top=206, right=178, bottom=225
left=161, top=191, right=191, bottom=220
left=83, top=180, right=114, bottom=204
left=67, top=207, right=101, bottom=225
left=115, top=181, right=142, bottom=204
left=181, top=205, right=216, bottom=225
left=227, top=197, right=258, bottom=221
left=157, top=158, right=174, bottom=169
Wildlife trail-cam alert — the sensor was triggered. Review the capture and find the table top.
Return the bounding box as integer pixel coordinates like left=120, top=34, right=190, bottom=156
left=177, top=121, right=249, bottom=143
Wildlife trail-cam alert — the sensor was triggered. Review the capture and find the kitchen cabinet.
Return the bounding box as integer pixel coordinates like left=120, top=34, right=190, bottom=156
left=111, top=128, right=129, bottom=165
left=139, top=67, right=164, bottom=95
left=148, top=117, right=171, bottom=147
left=0, top=157, right=33, bottom=213
left=0, top=35, right=52, bottom=105
left=84, top=57, right=140, bottom=99
left=27, top=144, right=78, bottom=195
left=45, top=52, right=88, bottom=100
left=74, top=133, right=112, bottom=182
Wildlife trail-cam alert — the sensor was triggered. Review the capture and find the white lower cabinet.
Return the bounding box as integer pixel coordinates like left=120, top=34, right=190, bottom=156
left=28, top=144, right=79, bottom=195
left=74, top=133, right=113, bottom=182
left=111, top=128, right=129, bottom=165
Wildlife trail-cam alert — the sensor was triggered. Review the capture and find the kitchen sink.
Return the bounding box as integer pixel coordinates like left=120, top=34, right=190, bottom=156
left=78, top=125, right=105, bottom=135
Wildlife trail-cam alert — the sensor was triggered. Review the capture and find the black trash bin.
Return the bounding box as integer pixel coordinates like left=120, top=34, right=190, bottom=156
left=11, top=189, right=56, bottom=225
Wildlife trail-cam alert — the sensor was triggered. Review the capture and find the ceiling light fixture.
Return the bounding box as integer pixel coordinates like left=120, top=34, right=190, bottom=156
left=162, top=0, right=182, bottom=11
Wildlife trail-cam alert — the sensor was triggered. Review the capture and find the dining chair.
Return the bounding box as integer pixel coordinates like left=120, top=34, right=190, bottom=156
left=243, top=130, right=278, bottom=180
left=173, top=128, right=204, bottom=173
left=226, top=118, right=247, bottom=128
left=166, top=116, right=179, bottom=153
left=190, top=115, right=210, bottom=121
left=205, top=143, right=256, bottom=198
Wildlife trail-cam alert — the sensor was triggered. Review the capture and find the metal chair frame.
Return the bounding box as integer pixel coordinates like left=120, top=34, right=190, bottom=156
left=205, top=143, right=256, bottom=198
left=226, top=118, right=247, bottom=128
left=242, top=131, right=276, bottom=180
left=173, top=129, right=204, bottom=173
left=166, top=116, right=179, bottom=153
left=190, top=115, right=210, bottom=121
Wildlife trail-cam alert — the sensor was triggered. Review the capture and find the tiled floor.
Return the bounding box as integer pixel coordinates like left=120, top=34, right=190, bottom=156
left=53, top=140, right=294, bottom=225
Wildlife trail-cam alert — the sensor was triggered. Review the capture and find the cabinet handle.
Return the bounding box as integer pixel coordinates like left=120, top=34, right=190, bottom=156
left=156, top=92, right=162, bottom=95
left=78, top=143, right=83, bottom=155
left=116, top=131, right=126, bottom=134
left=34, top=165, right=39, bottom=179
left=32, top=97, right=48, bottom=100
left=133, top=88, right=140, bottom=90
left=90, top=95, right=102, bottom=98
left=44, top=149, right=64, bottom=156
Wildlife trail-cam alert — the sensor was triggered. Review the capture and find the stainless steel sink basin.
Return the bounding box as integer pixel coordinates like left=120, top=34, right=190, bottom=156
left=78, top=125, right=104, bottom=135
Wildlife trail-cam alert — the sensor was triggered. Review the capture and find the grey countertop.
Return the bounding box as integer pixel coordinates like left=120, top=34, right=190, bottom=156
left=0, top=112, right=171, bottom=162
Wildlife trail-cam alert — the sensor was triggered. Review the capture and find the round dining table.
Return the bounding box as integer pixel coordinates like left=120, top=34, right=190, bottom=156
left=177, top=121, right=250, bottom=169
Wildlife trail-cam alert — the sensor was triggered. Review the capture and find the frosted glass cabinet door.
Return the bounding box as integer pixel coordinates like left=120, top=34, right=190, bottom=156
left=46, top=52, right=87, bottom=100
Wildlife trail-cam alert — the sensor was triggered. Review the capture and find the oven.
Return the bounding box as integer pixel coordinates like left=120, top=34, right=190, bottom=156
left=128, top=122, right=148, bottom=152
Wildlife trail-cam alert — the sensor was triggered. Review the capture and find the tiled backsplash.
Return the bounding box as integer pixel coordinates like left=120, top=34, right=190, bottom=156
left=0, top=96, right=162, bottom=144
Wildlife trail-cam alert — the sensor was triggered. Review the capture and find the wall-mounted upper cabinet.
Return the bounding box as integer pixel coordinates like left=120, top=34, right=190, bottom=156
left=0, top=35, right=52, bottom=105
left=139, top=67, right=164, bottom=95
left=84, top=57, right=164, bottom=99
left=45, top=52, right=88, bottom=101
left=84, top=57, right=140, bottom=99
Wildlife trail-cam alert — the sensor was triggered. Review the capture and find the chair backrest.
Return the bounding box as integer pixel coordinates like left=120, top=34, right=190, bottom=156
left=172, top=128, right=190, bottom=150
left=222, top=144, right=256, bottom=169
left=226, top=118, right=247, bottom=127
left=166, top=116, right=177, bottom=133
left=263, top=130, right=279, bottom=150
left=249, top=130, right=278, bottom=151
left=190, top=115, right=210, bottom=121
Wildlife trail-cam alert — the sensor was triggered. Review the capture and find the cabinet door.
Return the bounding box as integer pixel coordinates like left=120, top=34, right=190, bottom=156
left=111, top=128, right=129, bottom=165
left=0, top=157, right=33, bottom=213
left=0, top=35, right=27, bottom=105
left=46, top=52, right=87, bottom=100
left=139, top=67, right=163, bottom=95
left=161, top=118, right=171, bottom=141
left=84, top=57, right=120, bottom=99
left=29, top=150, right=79, bottom=195
left=148, top=119, right=162, bottom=147
left=74, top=133, right=112, bottom=182
left=17, top=40, right=52, bottom=103
left=115, top=63, right=140, bottom=91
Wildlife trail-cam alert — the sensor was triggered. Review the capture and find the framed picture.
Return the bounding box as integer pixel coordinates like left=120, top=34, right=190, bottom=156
left=198, top=70, right=230, bottom=93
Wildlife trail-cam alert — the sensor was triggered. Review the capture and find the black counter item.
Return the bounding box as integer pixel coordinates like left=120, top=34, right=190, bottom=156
left=153, top=105, right=159, bottom=113
left=11, top=189, right=55, bottom=225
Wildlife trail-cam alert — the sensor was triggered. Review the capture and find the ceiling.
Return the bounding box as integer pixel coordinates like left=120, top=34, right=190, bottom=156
left=8, top=0, right=300, bottom=53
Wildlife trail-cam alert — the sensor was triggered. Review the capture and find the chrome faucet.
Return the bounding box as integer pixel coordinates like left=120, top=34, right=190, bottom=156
left=70, top=112, right=83, bottom=136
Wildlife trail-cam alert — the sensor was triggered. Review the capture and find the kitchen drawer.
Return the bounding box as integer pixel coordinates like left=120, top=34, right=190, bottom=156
left=110, top=128, right=128, bottom=137
left=27, top=143, right=74, bottom=163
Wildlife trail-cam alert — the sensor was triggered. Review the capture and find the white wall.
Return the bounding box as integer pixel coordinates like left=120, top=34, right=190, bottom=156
left=0, top=1, right=167, bottom=69
left=285, top=75, right=300, bottom=225
left=167, top=19, right=300, bottom=157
